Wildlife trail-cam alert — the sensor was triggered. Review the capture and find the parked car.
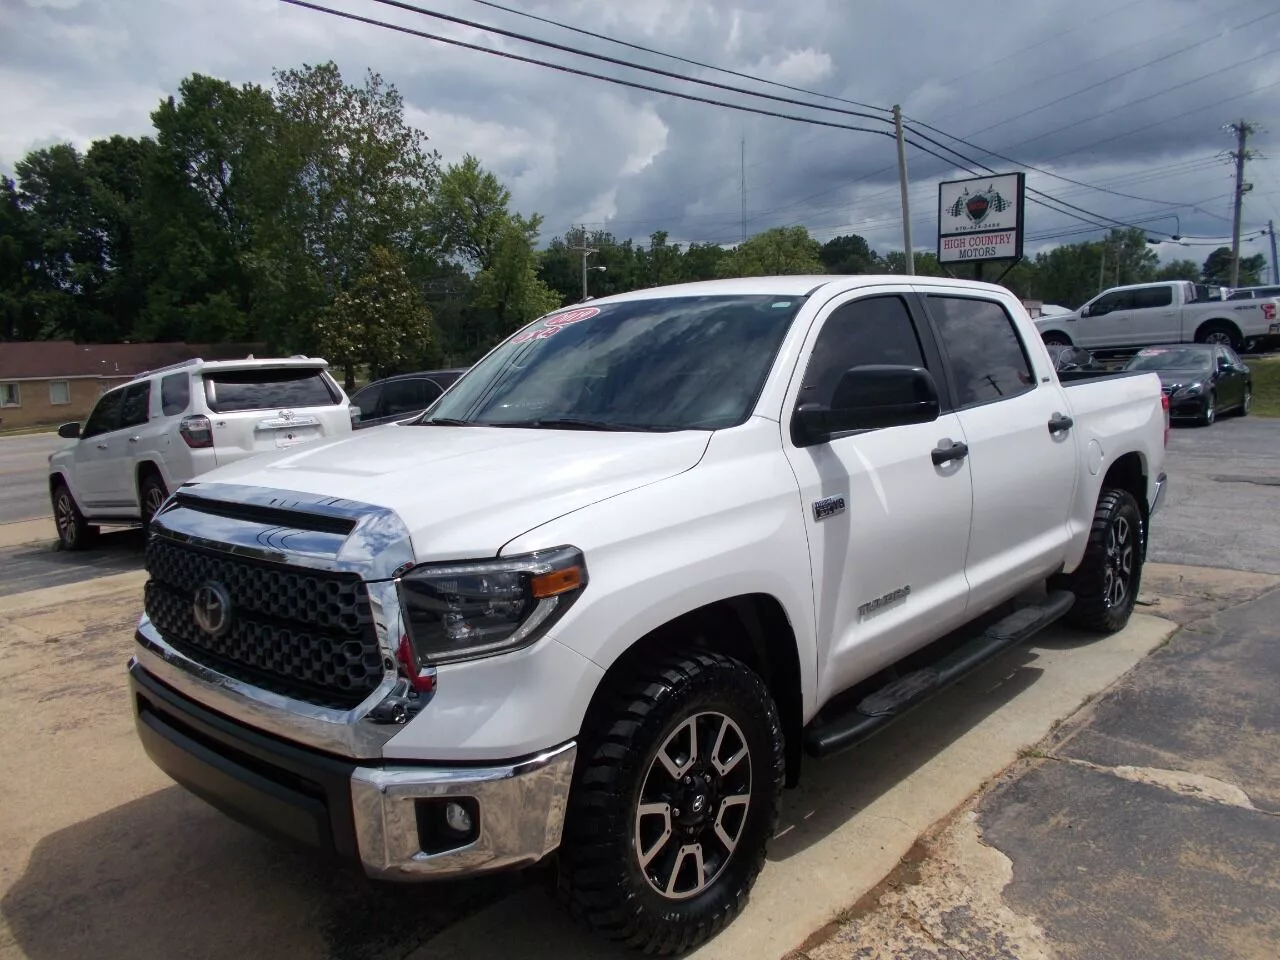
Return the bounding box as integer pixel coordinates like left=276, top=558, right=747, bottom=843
left=1124, top=343, right=1252, bottom=426
left=129, top=276, right=1167, bottom=954
left=1225, top=284, right=1280, bottom=301
left=349, top=368, right=468, bottom=429
left=1035, top=280, right=1280, bottom=353
left=48, top=356, right=351, bottom=549
left=1045, top=343, right=1102, bottom=373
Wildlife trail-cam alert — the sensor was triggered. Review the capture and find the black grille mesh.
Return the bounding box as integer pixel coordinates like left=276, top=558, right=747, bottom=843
left=144, top=536, right=383, bottom=709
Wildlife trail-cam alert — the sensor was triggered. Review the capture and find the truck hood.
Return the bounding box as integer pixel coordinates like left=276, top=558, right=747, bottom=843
left=183, top=423, right=712, bottom=560
left=1034, top=312, right=1079, bottom=327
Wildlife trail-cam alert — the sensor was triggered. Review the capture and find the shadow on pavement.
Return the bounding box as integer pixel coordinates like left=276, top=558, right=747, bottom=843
left=0, top=784, right=522, bottom=960
left=0, top=529, right=146, bottom=598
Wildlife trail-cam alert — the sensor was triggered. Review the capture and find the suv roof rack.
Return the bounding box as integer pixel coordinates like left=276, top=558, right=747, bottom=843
left=132, top=357, right=202, bottom=380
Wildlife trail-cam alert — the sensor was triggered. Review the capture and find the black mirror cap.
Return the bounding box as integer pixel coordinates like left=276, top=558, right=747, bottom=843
left=792, top=365, right=941, bottom=447
left=57, top=422, right=81, bottom=439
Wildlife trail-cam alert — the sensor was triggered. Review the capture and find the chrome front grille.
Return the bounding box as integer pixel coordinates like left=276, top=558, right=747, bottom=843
left=144, top=536, right=382, bottom=709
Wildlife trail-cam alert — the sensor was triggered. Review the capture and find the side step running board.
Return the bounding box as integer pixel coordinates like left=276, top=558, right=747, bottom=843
left=803, top=590, right=1076, bottom=759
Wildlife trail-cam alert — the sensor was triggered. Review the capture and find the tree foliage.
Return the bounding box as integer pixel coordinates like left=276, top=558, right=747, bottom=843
left=716, top=226, right=823, bottom=278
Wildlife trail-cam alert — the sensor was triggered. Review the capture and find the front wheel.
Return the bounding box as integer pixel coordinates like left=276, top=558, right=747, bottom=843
left=52, top=482, right=96, bottom=551
left=1060, top=488, right=1144, bottom=633
left=140, top=472, right=169, bottom=527
left=1042, top=333, right=1071, bottom=347
left=1199, top=392, right=1216, bottom=426
left=558, top=650, right=784, bottom=955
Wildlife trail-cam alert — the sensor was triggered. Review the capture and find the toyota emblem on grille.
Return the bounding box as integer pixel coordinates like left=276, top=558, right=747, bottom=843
left=192, top=582, right=233, bottom=637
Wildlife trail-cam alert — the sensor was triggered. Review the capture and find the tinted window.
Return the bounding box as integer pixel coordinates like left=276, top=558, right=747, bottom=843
left=120, top=382, right=150, bottom=428
left=798, top=296, right=926, bottom=409
left=202, top=368, right=339, bottom=414
left=1132, top=286, right=1173, bottom=309
left=425, top=296, right=802, bottom=431
left=161, top=373, right=190, bottom=416
left=1090, top=290, right=1132, bottom=316
left=83, top=389, right=126, bottom=438
left=352, top=383, right=383, bottom=419
left=928, top=296, right=1035, bottom=406
left=382, top=378, right=442, bottom=417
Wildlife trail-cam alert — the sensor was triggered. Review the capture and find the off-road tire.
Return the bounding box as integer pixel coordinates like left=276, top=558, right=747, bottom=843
left=52, top=481, right=96, bottom=551
left=557, top=649, right=784, bottom=955
left=139, top=470, right=169, bottom=527
left=1060, top=488, right=1144, bottom=634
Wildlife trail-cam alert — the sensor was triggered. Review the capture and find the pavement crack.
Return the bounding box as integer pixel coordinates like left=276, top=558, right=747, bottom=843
left=1048, top=756, right=1276, bottom=815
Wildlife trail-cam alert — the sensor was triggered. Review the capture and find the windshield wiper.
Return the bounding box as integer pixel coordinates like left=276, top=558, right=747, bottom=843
left=416, top=417, right=474, bottom=426
left=490, top=418, right=670, bottom=432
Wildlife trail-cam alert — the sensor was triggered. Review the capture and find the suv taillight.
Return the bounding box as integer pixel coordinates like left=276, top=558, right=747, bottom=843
left=179, top=414, right=214, bottom=449
left=1161, top=393, right=1170, bottom=448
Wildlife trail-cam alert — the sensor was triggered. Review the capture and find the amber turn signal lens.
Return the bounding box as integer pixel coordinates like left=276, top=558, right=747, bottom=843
left=530, top=566, right=583, bottom=598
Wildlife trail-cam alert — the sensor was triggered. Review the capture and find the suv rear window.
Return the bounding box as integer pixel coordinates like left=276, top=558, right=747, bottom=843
left=201, top=368, right=340, bottom=414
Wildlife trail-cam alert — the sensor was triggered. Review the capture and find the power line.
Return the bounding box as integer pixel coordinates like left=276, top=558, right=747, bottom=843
left=278, top=0, right=897, bottom=137
left=363, top=0, right=894, bottom=127
left=461, top=0, right=893, bottom=114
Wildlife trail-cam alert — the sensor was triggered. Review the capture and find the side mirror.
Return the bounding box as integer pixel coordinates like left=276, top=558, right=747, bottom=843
left=57, top=422, right=81, bottom=439
left=793, top=365, right=940, bottom=447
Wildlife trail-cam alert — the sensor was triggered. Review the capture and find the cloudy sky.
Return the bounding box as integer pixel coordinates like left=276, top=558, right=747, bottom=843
left=4, top=0, right=1280, bottom=272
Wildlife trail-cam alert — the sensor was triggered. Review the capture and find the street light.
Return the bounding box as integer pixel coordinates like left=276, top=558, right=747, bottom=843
left=582, top=265, right=606, bottom=301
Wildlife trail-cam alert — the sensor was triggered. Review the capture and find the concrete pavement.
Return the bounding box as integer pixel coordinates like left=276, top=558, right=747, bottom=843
left=803, top=564, right=1280, bottom=960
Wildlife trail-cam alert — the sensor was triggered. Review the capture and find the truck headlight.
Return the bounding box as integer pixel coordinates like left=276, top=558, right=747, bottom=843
left=396, top=546, right=587, bottom=665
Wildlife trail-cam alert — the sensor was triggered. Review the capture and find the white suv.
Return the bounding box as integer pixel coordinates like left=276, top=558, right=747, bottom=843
left=48, top=356, right=352, bottom=549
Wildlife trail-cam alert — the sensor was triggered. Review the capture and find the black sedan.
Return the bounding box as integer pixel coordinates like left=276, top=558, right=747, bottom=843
left=1124, top=344, right=1252, bottom=426
left=350, top=368, right=468, bottom=429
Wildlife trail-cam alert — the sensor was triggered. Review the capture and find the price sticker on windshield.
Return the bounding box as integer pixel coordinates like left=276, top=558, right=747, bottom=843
left=511, top=306, right=600, bottom=344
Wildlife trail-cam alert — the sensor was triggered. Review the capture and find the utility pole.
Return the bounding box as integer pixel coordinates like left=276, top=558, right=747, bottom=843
left=1227, top=119, right=1257, bottom=288
left=739, top=135, right=747, bottom=244
left=893, top=104, right=914, bottom=275
left=1268, top=220, right=1279, bottom=285
left=568, top=225, right=598, bottom=301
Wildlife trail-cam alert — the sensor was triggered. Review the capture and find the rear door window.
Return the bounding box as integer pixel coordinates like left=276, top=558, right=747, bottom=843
left=1131, top=286, right=1173, bottom=309
left=202, top=368, right=339, bottom=414
left=120, top=382, right=151, bottom=428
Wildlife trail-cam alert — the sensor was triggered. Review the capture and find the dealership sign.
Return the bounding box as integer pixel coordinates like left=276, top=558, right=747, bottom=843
left=937, top=172, right=1025, bottom=265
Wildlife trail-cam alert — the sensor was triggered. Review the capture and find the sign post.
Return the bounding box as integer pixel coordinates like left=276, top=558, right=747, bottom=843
left=937, top=172, right=1025, bottom=283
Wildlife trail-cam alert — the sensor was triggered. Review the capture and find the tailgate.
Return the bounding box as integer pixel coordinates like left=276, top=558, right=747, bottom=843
left=199, top=367, right=348, bottom=463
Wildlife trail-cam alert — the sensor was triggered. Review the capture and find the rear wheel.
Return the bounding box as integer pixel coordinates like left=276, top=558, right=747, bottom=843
left=52, top=482, right=96, bottom=551
left=1195, top=321, right=1241, bottom=352
left=139, top=470, right=169, bottom=527
left=1060, top=488, right=1144, bottom=634
left=558, top=649, right=784, bottom=955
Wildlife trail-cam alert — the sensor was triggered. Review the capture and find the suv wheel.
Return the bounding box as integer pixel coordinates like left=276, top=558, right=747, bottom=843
left=140, top=471, right=169, bottom=527
left=52, top=482, right=96, bottom=551
left=1060, top=488, right=1144, bottom=633
left=558, top=650, right=784, bottom=955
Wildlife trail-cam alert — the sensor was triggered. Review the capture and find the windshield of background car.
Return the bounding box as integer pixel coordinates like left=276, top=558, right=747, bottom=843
left=419, top=295, right=805, bottom=431
left=1126, top=347, right=1212, bottom=372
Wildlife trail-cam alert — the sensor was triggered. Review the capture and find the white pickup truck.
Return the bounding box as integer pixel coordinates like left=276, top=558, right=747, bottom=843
left=1035, top=279, right=1280, bottom=354
left=129, top=276, right=1168, bottom=954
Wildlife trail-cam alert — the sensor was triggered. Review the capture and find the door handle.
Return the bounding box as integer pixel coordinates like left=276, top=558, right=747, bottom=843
left=931, top=440, right=969, bottom=465
left=128, top=436, right=141, bottom=443
left=95, top=442, right=108, bottom=450
left=1048, top=413, right=1074, bottom=434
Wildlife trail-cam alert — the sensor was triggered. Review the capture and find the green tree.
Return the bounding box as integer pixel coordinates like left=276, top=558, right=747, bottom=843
left=717, top=226, right=822, bottom=277
left=1154, top=259, right=1200, bottom=282
left=881, top=250, right=944, bottom=276
left=474, top=218, right=561, bottom=336
left=1201, top=247, right=1266, bottom=286
left=314, top=245, right=433, bottom=388
left=0, top=177, right=41, bottom=340
left=819, top=234, right=878, bottom=274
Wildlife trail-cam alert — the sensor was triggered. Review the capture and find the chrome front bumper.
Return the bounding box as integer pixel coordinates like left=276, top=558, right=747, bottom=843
left=351, top=742, right=576, bottom=879
left=130, top=657, right=576, bottom=879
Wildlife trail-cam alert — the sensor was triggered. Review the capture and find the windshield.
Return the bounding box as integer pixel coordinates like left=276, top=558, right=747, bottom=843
left=419, top=295, right=804, bottom=431
left=1125, top=347, right=1212, bottom=372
